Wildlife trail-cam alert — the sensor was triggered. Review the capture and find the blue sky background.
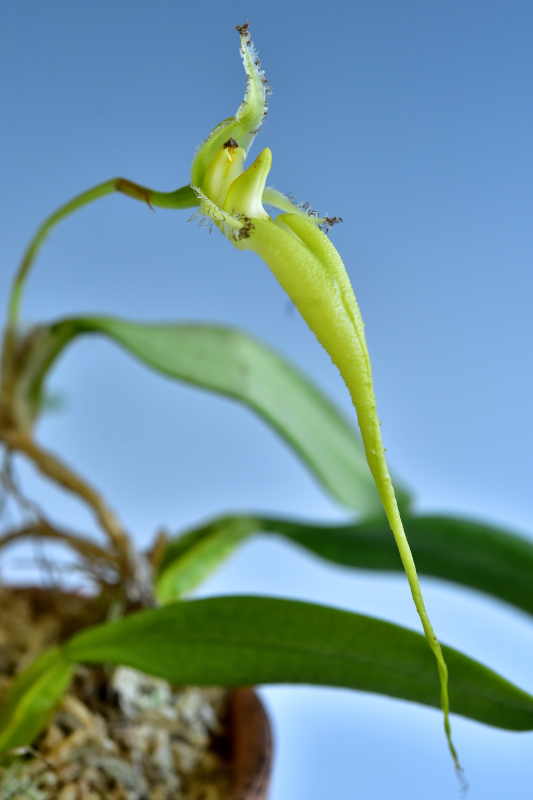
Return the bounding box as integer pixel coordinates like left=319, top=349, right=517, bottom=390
left=1, top=1, right=533, bottom=797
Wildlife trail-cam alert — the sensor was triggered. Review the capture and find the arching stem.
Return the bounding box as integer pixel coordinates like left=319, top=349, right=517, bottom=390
left=7, top=180, right=198, bottom=328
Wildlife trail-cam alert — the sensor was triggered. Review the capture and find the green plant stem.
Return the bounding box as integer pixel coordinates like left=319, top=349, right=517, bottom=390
left=7, top=180, right=199, bottom=327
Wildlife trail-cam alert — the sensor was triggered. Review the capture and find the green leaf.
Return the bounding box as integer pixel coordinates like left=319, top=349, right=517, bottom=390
left=5, top=594, right=533, bottom=753
left=262, top=514, right=533, bottom=618
left=155, top=516, right=257, bottom=603
left=0, top=647, right=73, bottom=753
left=27, top=317, right=411, bottom=516
left=65, top=596, right=533, bottom=731
left=156, top=513, right=533, bottom=615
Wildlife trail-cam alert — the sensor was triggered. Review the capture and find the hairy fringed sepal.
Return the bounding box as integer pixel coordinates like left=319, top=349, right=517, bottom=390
left=190, top=22, right=270, bottom=189
left=190, top=187, right=255, bottom=242
left=190, top=25, right=335, bottom=236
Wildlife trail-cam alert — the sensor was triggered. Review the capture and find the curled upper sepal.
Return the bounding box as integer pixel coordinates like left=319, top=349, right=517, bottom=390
left=191, top=24, right=270, bottom=189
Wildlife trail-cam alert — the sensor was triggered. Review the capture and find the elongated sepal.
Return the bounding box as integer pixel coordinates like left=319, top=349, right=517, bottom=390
left=191, top=27, right=269, bottom=188
left=234, top=214, right=371, bottom=420
left=263, top=186, right=328, bottom=227
left=225, top=148, right=272, bottom=220
left=236, top=211, right=460, bottom=769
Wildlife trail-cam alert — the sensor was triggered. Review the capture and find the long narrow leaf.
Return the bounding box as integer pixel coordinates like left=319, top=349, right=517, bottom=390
left=66, top=596, right=533, bottom=731
left=155, top=516, right=257, bottom=603
left=155, top=514, right=533, bottom=615
left=263, top=514, right=533, bottom=617
left=0, top=647, right=73, bottom=753
left=28, top=316, right=411, bottom=515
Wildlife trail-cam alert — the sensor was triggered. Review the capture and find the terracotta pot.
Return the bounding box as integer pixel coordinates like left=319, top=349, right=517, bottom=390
left=228, top=688, right=273, bottom=800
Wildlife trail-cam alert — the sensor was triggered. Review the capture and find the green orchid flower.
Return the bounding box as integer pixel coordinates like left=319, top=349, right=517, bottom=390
left=192, top=23, right=460, bottom=771
left=1, top=21, right=460, bottom=773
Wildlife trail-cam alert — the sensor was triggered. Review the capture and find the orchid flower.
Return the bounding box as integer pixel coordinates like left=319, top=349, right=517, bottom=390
left=192, top=23, right=460, bottom=770
left=2, top=21, right=459, bottom=772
